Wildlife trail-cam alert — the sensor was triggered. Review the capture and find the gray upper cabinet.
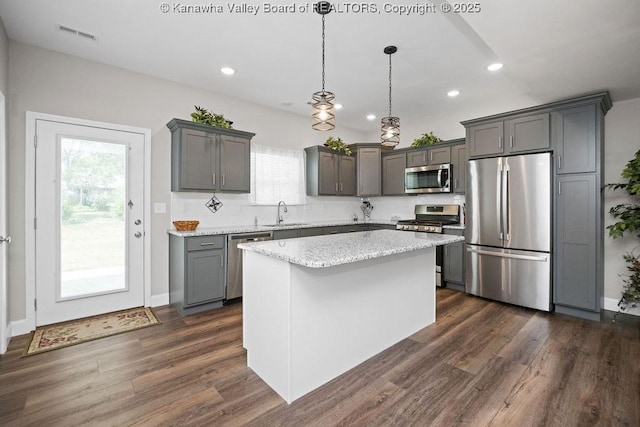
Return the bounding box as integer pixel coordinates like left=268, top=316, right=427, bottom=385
left=506, top=113, right=550, bottom=153
left=554, top=104, right=597, bottom=174
left=406, top=147, right=451, bottom=167
left=451, top=143, right=467, bottom=194
left=305, top=146, right=355, bottom=196
left=467, top=121, right=504, bottom=158
left=168, top=119, right=254, bottom=193
left=352, top=145, right=381, bottom=197
left=219, top=135, right=251, bottom=191
left=467, top=113, right=549, bottom=158
left=382, top=152, right=406, bottom=195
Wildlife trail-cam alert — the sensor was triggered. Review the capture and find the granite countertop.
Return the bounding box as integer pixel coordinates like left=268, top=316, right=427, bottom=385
left=166, top=219, right=399, bottom=237
left=238, top=229, right=465, bottom=268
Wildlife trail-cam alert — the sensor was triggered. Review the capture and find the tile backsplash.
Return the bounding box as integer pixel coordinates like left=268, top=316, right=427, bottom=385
left=170, top=192, right=466, bottom=228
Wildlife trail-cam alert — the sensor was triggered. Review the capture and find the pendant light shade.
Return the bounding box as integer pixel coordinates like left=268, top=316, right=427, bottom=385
left=311, top=1, right=335, bottom=131
left=381, top=45, right=400, bottom=147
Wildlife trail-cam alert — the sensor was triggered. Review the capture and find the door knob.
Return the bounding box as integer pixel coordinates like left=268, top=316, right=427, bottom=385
left=0, top=236, right=11, bottom=244
left=134, top=219, right=142, bottom=225
left=134, top=232, right=142, bottom=238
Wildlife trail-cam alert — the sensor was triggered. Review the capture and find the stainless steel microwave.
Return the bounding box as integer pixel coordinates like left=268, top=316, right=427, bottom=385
left=405, top=163, right=452, bottom=194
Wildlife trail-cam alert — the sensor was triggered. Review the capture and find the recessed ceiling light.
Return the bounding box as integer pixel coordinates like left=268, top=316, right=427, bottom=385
left=366, top=114, right=376, bottom=121
left=447, top=90, right=460, bottom=97
left=335, top=103, right=343, bottom=110
left=220, top=67, right=236, bottom=75
left=487, top=63, right=503, bottom=71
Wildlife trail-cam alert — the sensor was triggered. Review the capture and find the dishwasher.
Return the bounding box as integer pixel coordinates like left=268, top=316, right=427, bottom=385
left=226, top=231, right=273, bottom=302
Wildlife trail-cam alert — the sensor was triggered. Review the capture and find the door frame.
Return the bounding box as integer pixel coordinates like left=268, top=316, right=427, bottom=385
left=25, top=112, right=151, bottom=332
left=0, top=92, right=7, bottom=353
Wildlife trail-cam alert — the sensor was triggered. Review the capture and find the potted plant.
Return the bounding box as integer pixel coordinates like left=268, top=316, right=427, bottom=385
left=324, top=136, right=352, bottom=156
left=607, top=149, right=640, bottom=311
left=190, top=105, right=233, bottom=129
left=411, top=131, right=442, bottom=148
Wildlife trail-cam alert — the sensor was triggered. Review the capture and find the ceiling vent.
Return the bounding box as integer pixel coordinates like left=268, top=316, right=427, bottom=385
left=56, top=24, right=98, bottom=42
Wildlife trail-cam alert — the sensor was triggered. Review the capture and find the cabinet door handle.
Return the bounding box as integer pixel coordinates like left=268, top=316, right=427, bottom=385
left=222, top=173, right=225, bottom=187
left=340, top=183, right=343, bottom=192
left=220, top=256, right=223, bottom=268
left=335, top=182, right=338, bottom=192
left=430, top=152, right=433, bottom=162
left=200, top=242, right=217, bottom=246
left=212, top=173, right=216, bottom=185
left=558, top=182, right=562, bottom=195
left=423, top=152, right=427, bottom=163
left=510, top=135, right=514, bottom=148
left=557, top=155, right=562, bottom=170
left=498, top=136, right=503, bottom=149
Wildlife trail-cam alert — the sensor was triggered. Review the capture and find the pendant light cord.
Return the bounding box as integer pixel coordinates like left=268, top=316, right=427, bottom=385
left=321, top=14, right=326, bottom=93
left=388, top=52, right=393, bottom=117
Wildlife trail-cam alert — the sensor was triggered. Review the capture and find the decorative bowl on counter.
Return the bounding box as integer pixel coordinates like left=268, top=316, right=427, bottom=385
left=173, top=220, right=199, bottom=231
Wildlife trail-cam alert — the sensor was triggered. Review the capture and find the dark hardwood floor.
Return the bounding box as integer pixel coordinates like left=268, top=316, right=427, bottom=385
left=1, top=289, right=639, bottom=426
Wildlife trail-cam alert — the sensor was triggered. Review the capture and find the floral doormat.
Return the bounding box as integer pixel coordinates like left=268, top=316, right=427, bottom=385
left=23, top=307, right=160, bottom=357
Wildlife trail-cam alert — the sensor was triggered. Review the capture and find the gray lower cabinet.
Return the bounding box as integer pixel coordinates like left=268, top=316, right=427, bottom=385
left=443, top=229, right=465, bottom=287
left=305, top=146, right=355, bottom=196
left=299, top=227, right=325, bottom=237
left=382, top=152, right=406, bottom=195
left=168, top=119, right=254, bottom=193
left=451, top=142, right=467, bottom=194
left=169, top=234, right=226, bottom=316
left=272, top=229, right=300, bottom=239
left=554, top=174, right=599, bottom=315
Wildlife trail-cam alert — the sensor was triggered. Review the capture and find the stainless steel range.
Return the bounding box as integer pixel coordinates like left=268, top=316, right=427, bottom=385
left=396, top=204, right=460, bottom=233
left=396, top=204, right=461, bottom=287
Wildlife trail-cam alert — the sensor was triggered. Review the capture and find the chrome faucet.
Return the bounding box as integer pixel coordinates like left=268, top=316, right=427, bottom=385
left=277, top=201, right=288, bottom=225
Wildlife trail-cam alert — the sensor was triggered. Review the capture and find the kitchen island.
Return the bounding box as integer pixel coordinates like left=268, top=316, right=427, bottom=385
left=239, top=229, right=464, bottom=403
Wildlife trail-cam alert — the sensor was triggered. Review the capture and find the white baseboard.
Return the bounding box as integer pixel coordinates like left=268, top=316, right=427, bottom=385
left=9, top=318, right=31, bottom=337
left=150, top=293, right=169, bottom=307
left=604, top=297, right=640, bottom=316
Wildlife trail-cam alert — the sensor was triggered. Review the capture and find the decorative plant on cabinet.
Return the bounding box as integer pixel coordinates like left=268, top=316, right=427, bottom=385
left=607, top=149, right=640, bottom=311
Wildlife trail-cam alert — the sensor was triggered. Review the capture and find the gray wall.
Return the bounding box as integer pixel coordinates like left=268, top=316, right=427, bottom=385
left=6, top=41, right=366, bottom=322
left=603, top=97, right=640, bottom=311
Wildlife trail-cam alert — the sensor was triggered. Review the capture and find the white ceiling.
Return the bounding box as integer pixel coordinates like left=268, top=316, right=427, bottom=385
left=0, top=0, right=639, bottom=132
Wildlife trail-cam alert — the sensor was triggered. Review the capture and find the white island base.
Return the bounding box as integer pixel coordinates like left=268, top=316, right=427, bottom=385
left=242, top=248, right=436, bottom=404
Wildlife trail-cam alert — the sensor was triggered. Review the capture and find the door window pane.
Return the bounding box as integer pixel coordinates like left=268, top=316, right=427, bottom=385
left=59, top=138, right=127, bottom=299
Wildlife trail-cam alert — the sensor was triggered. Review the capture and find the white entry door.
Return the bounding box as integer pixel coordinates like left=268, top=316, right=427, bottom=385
left=35, top=119, right=145, bottom=326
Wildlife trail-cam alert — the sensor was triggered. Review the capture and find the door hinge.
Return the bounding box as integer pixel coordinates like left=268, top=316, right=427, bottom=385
left=34, top=298, right=37, bottom=311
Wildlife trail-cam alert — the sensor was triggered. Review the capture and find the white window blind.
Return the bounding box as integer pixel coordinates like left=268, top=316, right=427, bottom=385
left=250, top=144, right=306, bottom=205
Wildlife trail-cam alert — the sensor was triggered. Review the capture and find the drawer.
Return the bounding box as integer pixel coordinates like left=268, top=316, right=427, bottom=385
left=186, top=235, right=225, bottom=251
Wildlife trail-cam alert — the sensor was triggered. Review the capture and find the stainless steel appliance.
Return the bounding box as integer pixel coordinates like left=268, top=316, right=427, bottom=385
left=466, top=152, right=552, bottom=311
left=405, top=163, right=452, bottom=194
left=226, top=231, right=273, bottom=301
left=396, top=204, right=461, bottom=287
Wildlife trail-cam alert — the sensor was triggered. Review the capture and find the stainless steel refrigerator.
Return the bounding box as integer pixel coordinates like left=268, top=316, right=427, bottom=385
left=466, top=152, right=552, bottom=311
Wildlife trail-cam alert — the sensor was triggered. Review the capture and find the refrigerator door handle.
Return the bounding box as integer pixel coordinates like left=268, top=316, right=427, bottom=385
left=503, top=162, right=510, bottom=241
left=496, top=161, right=503, bottom=240
left=466, top=247, right=548, bottom=262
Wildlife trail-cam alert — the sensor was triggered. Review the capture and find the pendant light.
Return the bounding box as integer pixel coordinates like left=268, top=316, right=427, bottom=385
left=381, top=45, right=400, bottom=147
left=311, top=1, right=335, bottom=131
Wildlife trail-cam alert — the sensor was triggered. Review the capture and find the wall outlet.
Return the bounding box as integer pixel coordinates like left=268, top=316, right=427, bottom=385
left=154, top=202, right=166, bottom=214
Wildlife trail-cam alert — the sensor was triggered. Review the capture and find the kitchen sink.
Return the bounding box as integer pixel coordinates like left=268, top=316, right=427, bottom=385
left=265, top=223, right=308, bottom=227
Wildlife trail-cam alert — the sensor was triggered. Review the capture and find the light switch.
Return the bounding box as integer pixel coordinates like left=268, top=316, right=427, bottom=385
left=154, top=202, right=166, bottom=214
